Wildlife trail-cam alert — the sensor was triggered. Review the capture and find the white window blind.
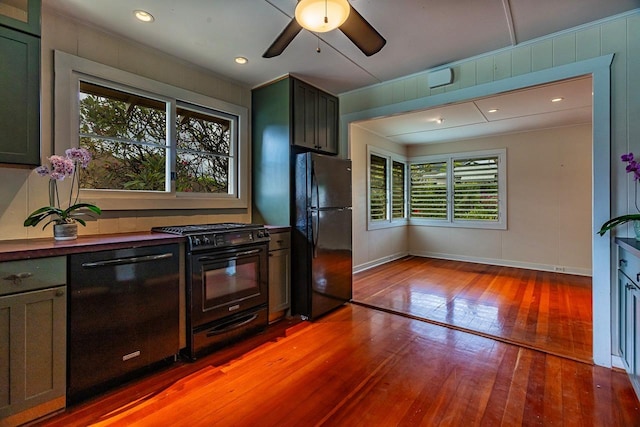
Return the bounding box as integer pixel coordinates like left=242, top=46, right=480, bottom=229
left=369, top=154, right=388, bottom=221
left=392, top=160, right=405, bottom=219
left=453, top=156, right=499, bottom=221
left=410, top=161, right=448, bottom=219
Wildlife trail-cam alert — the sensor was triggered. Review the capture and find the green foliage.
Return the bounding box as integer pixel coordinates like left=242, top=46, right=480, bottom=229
left=598, top=214, right=640, bottom=236
left=24, top=203, right=102, bottom=229
left=78, top=87, right=230, bottom=193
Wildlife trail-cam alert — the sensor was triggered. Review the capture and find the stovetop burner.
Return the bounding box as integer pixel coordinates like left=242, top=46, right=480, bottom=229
left=152, top=222, right=263, bottom=236
left=152, top=223, right=269, bottom=251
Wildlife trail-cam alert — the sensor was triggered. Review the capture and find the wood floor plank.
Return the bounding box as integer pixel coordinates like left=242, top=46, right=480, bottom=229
left=35, top=305, right=639, bottom=426
left=353, top=257, right=593, bottom=362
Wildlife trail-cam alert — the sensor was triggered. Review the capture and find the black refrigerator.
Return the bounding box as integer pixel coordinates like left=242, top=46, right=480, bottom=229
left=292, top=152, right=352, bottom=320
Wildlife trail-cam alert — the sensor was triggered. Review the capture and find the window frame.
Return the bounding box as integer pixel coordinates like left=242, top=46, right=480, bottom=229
left=409, top=149, right=507, bottom=230
left=54, top=50, right=249, bottom=210
left=366, top=146, right=407, bottom=230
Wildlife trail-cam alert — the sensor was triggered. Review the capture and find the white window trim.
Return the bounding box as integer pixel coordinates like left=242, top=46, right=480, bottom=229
left=409, top=148, right=507, bottom=230
left=54, top=50, right=249, bottom=210
left=367, top=145, right=408, bottom=230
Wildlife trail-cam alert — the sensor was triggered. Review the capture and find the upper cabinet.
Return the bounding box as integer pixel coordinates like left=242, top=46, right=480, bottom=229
left=252, top=76, right=339, bottom=225
left=0, top=0, right=40, bottom=36
left=0, top=0, right=40, bottom=167
left=291, top=77, right=338, bottom=155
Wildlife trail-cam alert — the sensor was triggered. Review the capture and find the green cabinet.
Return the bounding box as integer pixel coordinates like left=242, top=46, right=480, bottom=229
left=0, top=0, right=40, bottom=167
left=292, top=77, right=338, bottom=154
left=0, top=0, right=40, bottom=37
left=0, top=256, right=66, bottom=426
left=252, top=76, right=339, bottom=225
left=268, top=230, right=291, bottom=323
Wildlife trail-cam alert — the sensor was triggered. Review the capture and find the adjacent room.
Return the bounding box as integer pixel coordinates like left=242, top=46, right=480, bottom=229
left=350, top=76, right=593, bottom=362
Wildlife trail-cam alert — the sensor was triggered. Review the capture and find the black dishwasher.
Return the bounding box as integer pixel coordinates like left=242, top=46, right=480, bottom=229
left=67, top=244, right=180, bottom=402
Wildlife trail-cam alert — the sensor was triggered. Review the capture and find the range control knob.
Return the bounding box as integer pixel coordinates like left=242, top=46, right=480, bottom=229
left=257, top=230, right=264, bottom=238
left=192, top=236, right=201, bottom=246
left=202, top=236, right=211, bottom=245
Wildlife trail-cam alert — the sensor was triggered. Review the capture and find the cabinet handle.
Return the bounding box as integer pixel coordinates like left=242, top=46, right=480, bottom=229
left=3, top=272, right=33, bottom=285
left=636, top=273, right=640, bottom=283
left=55, top=289, right=65, bottom=297
left=620, top=259, right=628, bottom=267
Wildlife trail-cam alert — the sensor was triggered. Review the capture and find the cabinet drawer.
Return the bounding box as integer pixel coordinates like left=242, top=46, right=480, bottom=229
left=269, top=231, right=291, bottom=251
left=620, top=248, right=640, bottom=286
left=0, top=256, right=66, bottom=296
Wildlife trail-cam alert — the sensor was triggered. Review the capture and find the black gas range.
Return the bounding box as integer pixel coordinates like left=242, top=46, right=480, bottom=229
left=152, top=222, right=270, bottom=252
left=152, top=223, right=270, bottom=359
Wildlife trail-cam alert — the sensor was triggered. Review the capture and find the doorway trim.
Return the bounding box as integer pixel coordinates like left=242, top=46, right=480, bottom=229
left=341, top=54, right=614, bottom=367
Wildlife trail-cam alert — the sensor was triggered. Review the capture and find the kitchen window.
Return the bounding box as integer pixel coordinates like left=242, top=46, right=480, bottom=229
left=54, top=50, right=248, bottom=210
left=367, top=146, right=407, bottom=229
left=409, top=149, right=507, bottom=229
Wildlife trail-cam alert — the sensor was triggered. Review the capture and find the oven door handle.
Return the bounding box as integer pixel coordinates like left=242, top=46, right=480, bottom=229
left=197, top=248, right=261, bottom=262
left=81, top=253, right=174, bottom=268
left=205, top=313, right=259, bottom=336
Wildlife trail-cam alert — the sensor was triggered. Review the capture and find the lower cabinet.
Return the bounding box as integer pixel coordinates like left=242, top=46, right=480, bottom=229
left=617, top=243, right=640, bottom=398
left=0, top=260, right=66, bottom=426
left=268, top=230, right=291, bottom=322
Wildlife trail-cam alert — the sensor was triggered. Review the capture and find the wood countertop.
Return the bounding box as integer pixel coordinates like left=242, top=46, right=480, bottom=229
left=0, top=232, right=185, bottom=262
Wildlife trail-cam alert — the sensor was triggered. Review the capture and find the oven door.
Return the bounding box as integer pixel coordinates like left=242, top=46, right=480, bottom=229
left=189, top=243, right=268, bottom=327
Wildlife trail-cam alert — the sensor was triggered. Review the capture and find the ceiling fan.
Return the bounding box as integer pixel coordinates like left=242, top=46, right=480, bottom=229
left=263, top=0, right=386, bottom=58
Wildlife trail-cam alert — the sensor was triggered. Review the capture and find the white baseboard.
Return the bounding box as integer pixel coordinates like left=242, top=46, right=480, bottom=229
left=611, top=355, right=625, bottom=370
left=409, top=251, right=592, bottom=277
left=353, top=252, right=409, bottom=274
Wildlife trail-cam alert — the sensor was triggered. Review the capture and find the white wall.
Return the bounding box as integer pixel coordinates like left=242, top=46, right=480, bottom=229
left=350, top=124, right=408, bottom=271
left=406, top=125, right=592, bottom=275
left=350, top=123, right=592, bottom=275
left=0, top=7, right=253, bottom=241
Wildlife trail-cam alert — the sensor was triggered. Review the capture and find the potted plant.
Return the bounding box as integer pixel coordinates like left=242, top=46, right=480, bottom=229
left=24, top=148, right=101, bottom=240
left=598, top=152, right=640, bottom=239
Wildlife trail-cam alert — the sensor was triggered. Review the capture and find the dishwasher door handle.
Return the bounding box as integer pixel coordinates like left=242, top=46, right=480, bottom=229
left=81, top=252, right=174, bottom=268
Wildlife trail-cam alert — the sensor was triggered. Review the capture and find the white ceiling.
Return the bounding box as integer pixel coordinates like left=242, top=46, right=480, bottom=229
left=44, top=0, right=638, bottom=95
left=355, top=76, right=593, bottom=144
left=44, top=1, right=631, bottom=144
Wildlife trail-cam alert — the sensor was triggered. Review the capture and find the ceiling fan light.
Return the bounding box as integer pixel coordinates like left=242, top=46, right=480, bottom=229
left=295, top=0, right=351, bottom=33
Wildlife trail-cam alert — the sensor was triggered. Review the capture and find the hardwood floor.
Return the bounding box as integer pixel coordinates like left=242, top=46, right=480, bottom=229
left=35, top=305, right=638, bottom=426
left=353, top=257, right=593, bottom=362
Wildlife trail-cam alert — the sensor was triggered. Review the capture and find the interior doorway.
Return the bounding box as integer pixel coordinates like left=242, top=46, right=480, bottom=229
left=347, top=58, right=611, bottom=366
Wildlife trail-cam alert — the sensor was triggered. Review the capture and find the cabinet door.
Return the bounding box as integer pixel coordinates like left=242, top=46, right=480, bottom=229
left=0, top=0, right=40, bottom=36
left=632, top=286, right=640, bottom=394
left=292, top=79, right=318, bottom=150
left=317, top=91, right=338, bottom=154
left=620, top=271, right=631, bottom=369
left=0, top=286, right=66, bottom=422
left=0, top=26, right=40, bottom=166
left=268, top=248, right=291, bottom=316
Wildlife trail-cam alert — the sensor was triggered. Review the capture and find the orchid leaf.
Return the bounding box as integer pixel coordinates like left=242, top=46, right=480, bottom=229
left=597, top=214, right=640, bottom=236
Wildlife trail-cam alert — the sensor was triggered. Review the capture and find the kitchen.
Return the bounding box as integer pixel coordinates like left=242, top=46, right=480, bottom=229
left=1, top=0, right=640, bottom=425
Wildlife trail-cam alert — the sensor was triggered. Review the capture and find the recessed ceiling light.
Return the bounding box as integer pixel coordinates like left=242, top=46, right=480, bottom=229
left=487, top=109, right=499, bottom=113
left=436, top=118, right=444, bottom=124
left=134, top=10, right=154, bottom=23
left=551, top=97, right=564, bottom=102
left=235, top=57, right=248, bottom=65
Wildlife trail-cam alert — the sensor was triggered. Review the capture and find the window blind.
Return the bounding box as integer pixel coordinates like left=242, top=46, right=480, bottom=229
left=453, top=156, right=499, bottom=221
left=392, top=161, right=405, bottom=219
left=370, top=154, right=388, bottom=221
left=410, top=161, right=448, bottom=219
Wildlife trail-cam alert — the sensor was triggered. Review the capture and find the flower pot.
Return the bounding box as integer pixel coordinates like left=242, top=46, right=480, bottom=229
left=54, top=223, right=78, bottom=241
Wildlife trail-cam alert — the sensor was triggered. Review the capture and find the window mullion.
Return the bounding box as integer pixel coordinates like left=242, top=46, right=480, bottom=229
left=167, top=100, right=177, bottom=193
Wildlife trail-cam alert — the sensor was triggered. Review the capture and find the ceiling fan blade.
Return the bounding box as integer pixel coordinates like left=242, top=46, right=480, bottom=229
left=339, top=5, right=386, bottom=56
left=263, top=18, right=303, bottom=58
